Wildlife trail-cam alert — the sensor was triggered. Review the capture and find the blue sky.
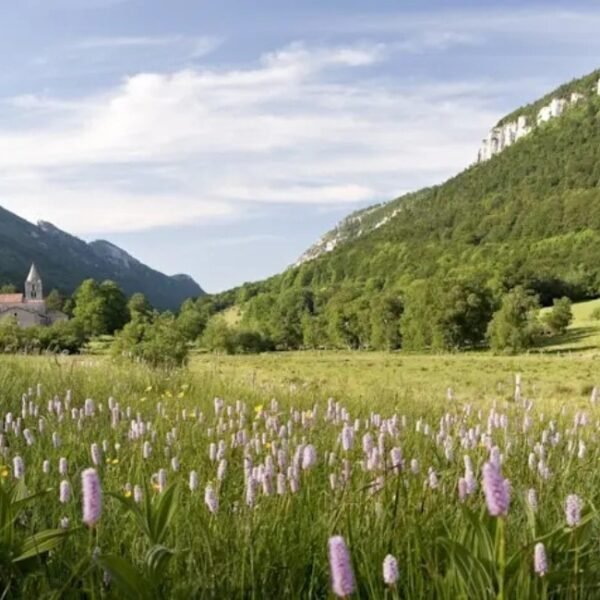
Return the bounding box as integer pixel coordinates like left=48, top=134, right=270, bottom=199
left=0, top=0, right=599, bottom=292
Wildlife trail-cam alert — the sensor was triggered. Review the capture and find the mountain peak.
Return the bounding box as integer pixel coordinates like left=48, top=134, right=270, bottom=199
left=0, top=207, right=204, bottom=309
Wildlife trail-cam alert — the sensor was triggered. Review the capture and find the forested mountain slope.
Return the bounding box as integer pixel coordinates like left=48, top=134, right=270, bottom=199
left=205, top=68, right=600, bottom=349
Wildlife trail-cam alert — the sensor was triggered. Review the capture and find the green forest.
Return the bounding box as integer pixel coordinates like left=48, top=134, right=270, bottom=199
left=180, top=68, right=600, bottom=353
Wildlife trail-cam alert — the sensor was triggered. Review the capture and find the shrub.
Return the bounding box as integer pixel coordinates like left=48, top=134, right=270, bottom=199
left=487, top=287, right=541, bottom=354
left=541, top=297, right=573, bottom=335
left=112, top=313, right=188, bottom=368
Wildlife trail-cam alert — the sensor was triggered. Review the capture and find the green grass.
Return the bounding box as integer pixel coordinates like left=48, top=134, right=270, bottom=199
left=0, top=342, right=599, bottom=597
left=539, top=298, right=600, bottom=353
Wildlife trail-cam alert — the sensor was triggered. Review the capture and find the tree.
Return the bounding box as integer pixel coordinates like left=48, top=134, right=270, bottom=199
left=0, top=284, right=17, bottom=294
left=200, top=317, right=235, bottom=354
left=45, top=289, right=65, bottom=312
left=487, top=287, right=541, bottom=354
left=128, top=293, right=152, bottom=322
left=400, top=279, right=494, bottom=351
left=112, top=312, right=188, bottom=368
left=99, top=281, right=129, bottom=333
left=73, top=279, right=128, bottom=336
left=176, top=299, right=207, bottom=341
left=541, top=296, right=573, bottom=335
left=370, top=294, right=404, bottom=350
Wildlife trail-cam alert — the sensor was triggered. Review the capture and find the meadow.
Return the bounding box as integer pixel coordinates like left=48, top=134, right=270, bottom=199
left=0, top=335, right=597, bottom=599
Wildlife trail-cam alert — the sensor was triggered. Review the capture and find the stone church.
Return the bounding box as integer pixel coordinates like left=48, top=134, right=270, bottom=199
left=0, top=264, right=68, bottom=328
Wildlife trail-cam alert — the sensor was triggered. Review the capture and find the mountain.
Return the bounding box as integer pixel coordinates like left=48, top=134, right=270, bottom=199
left=212, top=67, right=600, bottom=348
left=0, top=208, right=203, bottom=310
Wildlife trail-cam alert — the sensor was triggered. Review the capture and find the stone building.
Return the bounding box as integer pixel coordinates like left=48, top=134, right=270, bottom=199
left=0, top=264, right=68, bottom=328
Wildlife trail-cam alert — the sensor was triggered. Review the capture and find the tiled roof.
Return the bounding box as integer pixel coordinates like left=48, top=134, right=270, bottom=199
left=0, top=294, right=24, bottom=304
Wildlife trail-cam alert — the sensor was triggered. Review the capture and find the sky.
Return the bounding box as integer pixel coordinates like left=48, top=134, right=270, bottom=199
left=0, top=1, right=599, bottom=292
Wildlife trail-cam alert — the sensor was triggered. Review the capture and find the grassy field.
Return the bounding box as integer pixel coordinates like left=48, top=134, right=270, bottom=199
left=0, top=303, right=598, bottom=598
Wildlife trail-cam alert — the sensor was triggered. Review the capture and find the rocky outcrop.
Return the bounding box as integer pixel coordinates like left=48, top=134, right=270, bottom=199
left=477, top=79, right=600, bottom=163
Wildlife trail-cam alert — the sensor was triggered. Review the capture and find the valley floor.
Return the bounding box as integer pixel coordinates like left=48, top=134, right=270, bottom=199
left=192, top=350, right=599, bottom=411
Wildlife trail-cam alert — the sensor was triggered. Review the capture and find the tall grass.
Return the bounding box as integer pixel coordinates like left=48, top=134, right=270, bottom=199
left=0, top=355, right=598, bottom=598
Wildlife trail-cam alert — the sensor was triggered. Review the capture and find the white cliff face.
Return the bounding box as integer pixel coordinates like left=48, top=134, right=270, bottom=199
left=294, top=204, right=399, bottom=267
left=478, top=78, right=600, bottom=164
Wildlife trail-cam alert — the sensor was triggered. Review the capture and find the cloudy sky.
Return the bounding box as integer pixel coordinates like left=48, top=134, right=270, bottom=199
left=0, top=0, right=599, bottom=292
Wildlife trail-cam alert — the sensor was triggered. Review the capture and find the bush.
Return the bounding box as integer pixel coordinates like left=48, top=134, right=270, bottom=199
left=487, top=287, right=541, bottom=354
left=200, top=317, right=272, bottom=354
left=0, top=318, right=87, bottom=354
left=112, top=313, right=188, bottom=368
left=541, top=297, right=573, bottom=335
left=590, top=306, right=600, bottom=320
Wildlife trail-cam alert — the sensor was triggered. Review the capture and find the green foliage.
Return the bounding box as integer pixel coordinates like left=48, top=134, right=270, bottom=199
left=128, top=293, right=153, bottom=322
left=0, top=480, right=69, bottom=590
left=201, top=316, right=273, bottom=354
left=487, top=287, right=541, bottom=354
left=176, top=298, right=207, bottom=342
left=73, top=279, right=129, bottom=336
left=541, top=296, right=573, bottom=335
left=200, top=316, right=235, bottom=354
left=44, top=289, right=65, bottom=312
left=206, top=69, right=600, bottom=353
left=0, top=318, right=87, bottom=354
left=113, top=312, right=189, bottom=368
left=590, top=306, right=600, bottom=321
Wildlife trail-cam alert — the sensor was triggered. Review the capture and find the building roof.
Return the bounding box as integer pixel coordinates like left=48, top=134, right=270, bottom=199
left=0, top=294, right=24, bottom=304
left=26, top=263, right=41, bottom=283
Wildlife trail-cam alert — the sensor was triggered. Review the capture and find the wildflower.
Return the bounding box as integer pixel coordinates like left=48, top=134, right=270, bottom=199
left=383, top=554, right=399, bottom=586
left=59, top=480, right=71, bottom=504
left=458, top=478, right=468, bottom=502
left=133, top=485, right=143, bottom=504
left=341, top=426, right=354, bottom=451
left=142, top=441, right=152, bottom=459
left=59, top=457, right=68, bottom=476
left=302, top=445, right=317, bottom=470
left=23, top=429, right=34, bottom=446
left=82, top=468, right=102, bottom=527
left=245, top=476, right=257, bottom=507
left=565, top=494, right=583, bottom=527
left=329, top=473, right=338, bottom=491
left=328, top=536, right=355, bottom=598
left=390, top=448, right=403, bottom=472
left=217, top=459, right=227, bottom=481
left=0, top=466, right=9, bottom=478
left=482, top=462, right=510, bottom=517
left=527, top=489, right=538, bottom=512
left=428, top=468, right=439, bottom=490
left=13, top=456, right=24, bottom=480
left=157, top=469, right=167, bottom=493
left=90, top=443, right=102, bottom=466
left=205, top=484, right=219, bottom=513
left=189, top=470, right=199, bottom=492
left=534, top=543, right=548, bottom=577
left=60, top=517, right=70, bottom=529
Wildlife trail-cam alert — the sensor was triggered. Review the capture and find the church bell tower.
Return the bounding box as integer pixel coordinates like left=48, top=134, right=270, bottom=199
left=25, top=263, right=43, bottom=301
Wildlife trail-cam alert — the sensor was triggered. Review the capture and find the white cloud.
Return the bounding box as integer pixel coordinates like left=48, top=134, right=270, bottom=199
left=0, top=40, right=503, bottom=234
left=72, top=34, right=222, bottom=57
